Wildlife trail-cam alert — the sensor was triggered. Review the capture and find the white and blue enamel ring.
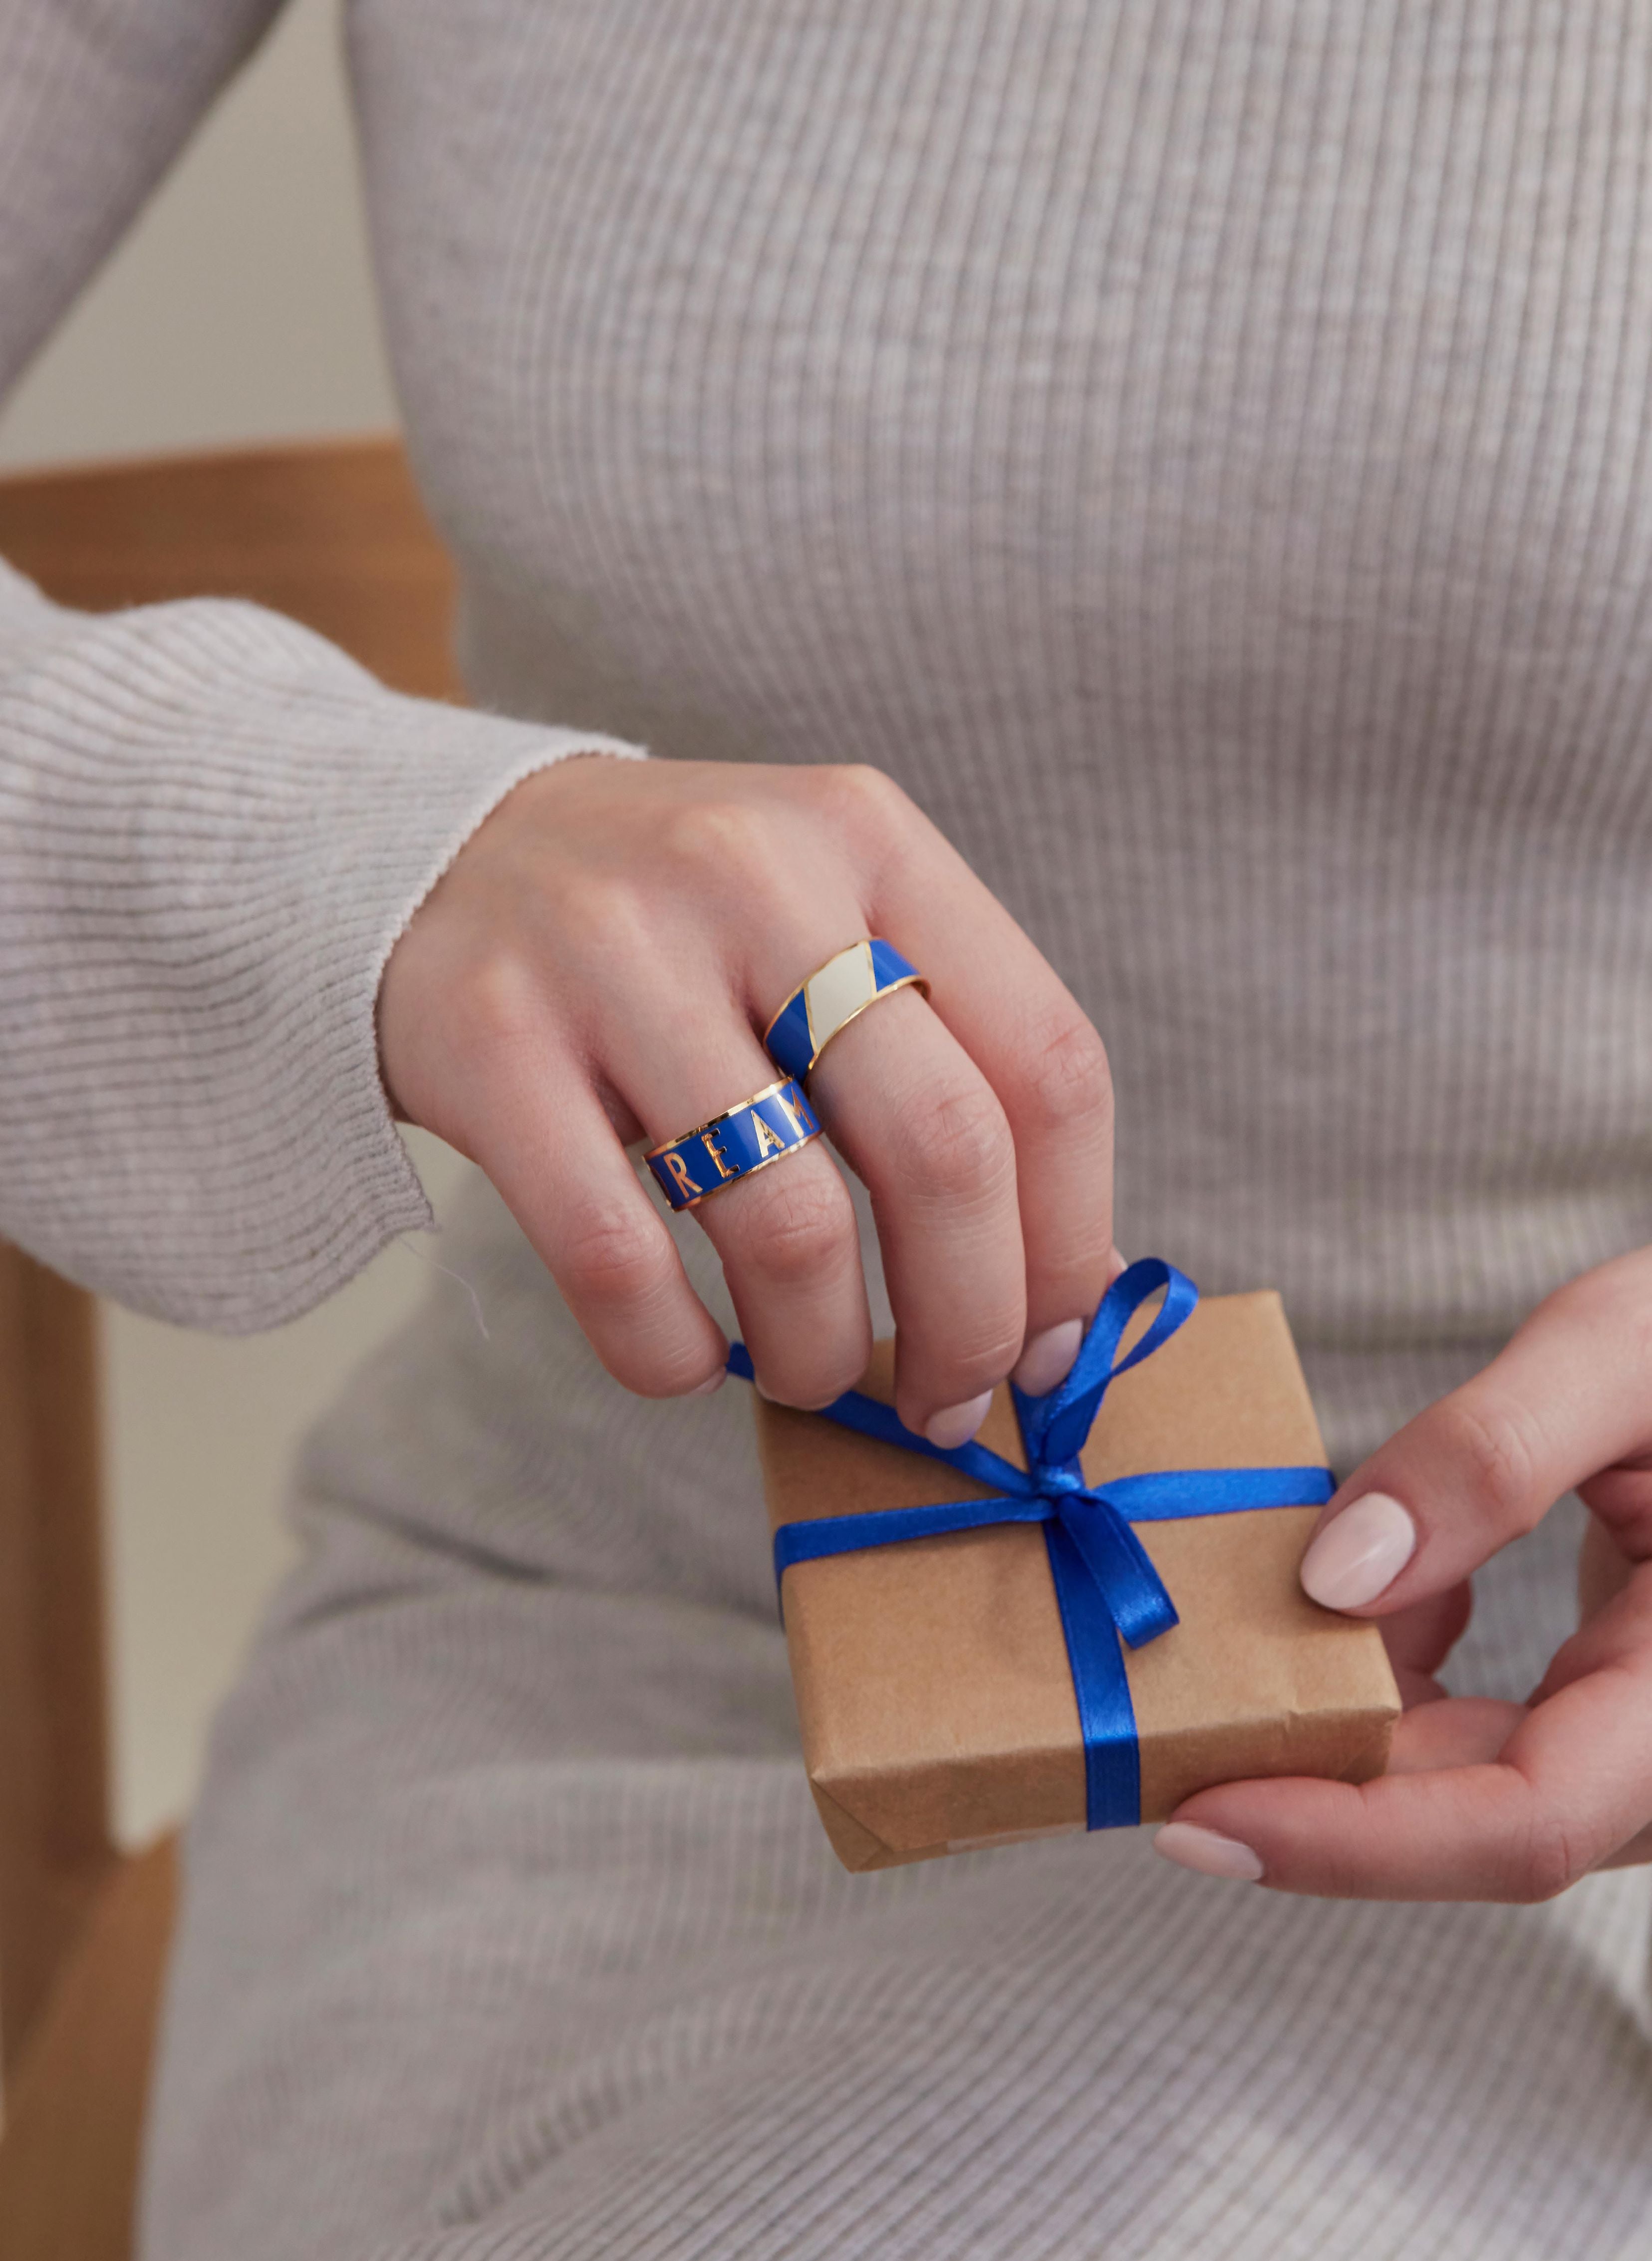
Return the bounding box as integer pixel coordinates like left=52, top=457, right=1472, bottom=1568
left=763, top=938, right=928, bottom=1085
left=647, top=1076, right=823, bottom=1212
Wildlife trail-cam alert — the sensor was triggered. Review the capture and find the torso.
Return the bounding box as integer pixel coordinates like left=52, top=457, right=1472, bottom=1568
left=347, top=1, right=1652, bottom=1454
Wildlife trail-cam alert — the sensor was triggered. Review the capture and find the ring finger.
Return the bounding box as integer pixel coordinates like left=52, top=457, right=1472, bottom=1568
left=609, top=999, right=872, bottom=1411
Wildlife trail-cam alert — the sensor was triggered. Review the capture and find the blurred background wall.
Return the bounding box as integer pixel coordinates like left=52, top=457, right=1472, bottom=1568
left=0, top=0, right=475, bottom=1843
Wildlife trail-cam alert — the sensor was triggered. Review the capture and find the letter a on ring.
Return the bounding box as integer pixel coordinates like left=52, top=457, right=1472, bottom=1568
left=764, top=938, right=928, bottom=1084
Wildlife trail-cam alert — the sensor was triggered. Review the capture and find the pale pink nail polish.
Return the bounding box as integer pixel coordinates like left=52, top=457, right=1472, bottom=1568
left=1299, top=1492, right=1416, bottom=1611
left=924, top=1389, right=995, bottom=1449
left=1012, top=1319, right=1084, bottom=1395
left=1153, top=1823, right=1265, bottom=1882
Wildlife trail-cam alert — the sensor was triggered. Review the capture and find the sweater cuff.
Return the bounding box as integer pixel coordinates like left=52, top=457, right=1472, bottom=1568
left=0, top=586, right=642, bottom=1329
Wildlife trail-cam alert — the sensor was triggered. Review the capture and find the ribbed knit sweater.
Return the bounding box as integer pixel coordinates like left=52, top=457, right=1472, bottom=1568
left=5, top=5, right=1652, bottom=2258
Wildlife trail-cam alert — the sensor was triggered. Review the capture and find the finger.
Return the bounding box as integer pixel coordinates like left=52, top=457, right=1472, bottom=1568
left=1154, top=1709, right=1549, bottom=1901
left=604, top=993, right=872, bottom=1413
left=1580, top=1511, right=1636, bottom=1624
left=449, top=1037, right=730, bottom=1398
left=1162, top=1586, right=1652, bottom=1899
left=1378, top=1581, right=1473, bottom=1684
left=809, top=986, right=1025, bottom=1439
left=816, top=769, right=1116, bottom=1383
left=1297, top=1252, right=1652, bottom=1620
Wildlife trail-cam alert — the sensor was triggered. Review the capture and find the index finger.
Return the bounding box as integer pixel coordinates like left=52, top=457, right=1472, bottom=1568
left=1297, top=1252, right=1652, bottom=1620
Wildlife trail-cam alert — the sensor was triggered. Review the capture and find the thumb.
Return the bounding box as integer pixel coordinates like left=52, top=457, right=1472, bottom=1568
left=1298, top=1253, right=1652, bottom=1618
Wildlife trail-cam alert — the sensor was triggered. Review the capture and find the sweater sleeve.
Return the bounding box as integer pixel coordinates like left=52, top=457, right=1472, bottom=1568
left=0, top=1, right=642, bottom=1328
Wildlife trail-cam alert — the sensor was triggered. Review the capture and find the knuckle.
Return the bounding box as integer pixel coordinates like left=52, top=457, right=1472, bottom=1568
left=732, top=1165, right=854, bottom=1290
left=661, top=799, right=777, bottom=886
left=1014, top=1012, right=1114, bottom=1141
left=449, top=949, right=541, bottom=1063
left=799, top=763, right=925, bottom=875
left=1616, top=1288, right=1652, bottom=1379
left=1515, top=1810, right=1584, bottom=1904
left=902, top=1080, right=1016, bottom=1205
left=1439, top=1394, right=1542, bottom=1532
left=560, top=1202, right=671, bottom=1309
left=956, top=1310, right=1031, bottom=1383
left=805, top=761, right=910, bottom=831
left=1435, top=1392, right=1543, bottom=1531
left=553, top=871, right=650, bottom=958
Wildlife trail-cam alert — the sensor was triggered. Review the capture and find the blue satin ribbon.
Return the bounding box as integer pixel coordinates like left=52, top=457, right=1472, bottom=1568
left=728, top=1258, right=1334, bottom=1829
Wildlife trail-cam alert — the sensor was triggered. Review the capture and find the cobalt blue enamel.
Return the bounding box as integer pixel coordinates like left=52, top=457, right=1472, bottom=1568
left=647, top=1076, right=821, bottom=1210
left=763, top=937, right=927, bottom=1082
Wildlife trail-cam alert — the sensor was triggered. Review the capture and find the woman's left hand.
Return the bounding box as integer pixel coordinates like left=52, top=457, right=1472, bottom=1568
left=1157, top=1246, right=1652, bottom=1899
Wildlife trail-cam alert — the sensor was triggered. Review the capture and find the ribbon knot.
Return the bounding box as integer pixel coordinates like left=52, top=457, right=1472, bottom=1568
left=729, top=1258, right=1334, bottom=1830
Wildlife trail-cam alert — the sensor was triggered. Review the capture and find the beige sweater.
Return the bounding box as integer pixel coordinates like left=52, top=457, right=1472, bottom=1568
left=4, top=5, right=1652, bottom=2258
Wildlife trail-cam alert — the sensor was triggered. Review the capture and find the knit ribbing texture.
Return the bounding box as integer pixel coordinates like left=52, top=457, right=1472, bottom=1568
left=6, top=3, right=1652, bottom=2256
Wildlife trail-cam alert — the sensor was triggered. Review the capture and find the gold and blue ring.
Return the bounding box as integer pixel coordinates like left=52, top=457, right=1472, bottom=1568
left=646, top=1076, right=823, bottom=1212
left=764, top=938, right=928, bottom=1085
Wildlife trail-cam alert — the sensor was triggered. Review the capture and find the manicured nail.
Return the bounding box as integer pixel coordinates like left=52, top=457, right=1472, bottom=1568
left=1153, top=1823, right=1265, bottom=1882
left=924, top=1389, right=995, bottom=1449
left=1299, top=1491, right=1416, bottom=1611
left=690, top=1369, right=725, bottom=1397
left=1012, top=1319, right=1084, bottom=1395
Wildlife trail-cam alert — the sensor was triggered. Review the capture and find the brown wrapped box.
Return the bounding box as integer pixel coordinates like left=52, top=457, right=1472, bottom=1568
left=754, top=1288, right=1401, bottom=1871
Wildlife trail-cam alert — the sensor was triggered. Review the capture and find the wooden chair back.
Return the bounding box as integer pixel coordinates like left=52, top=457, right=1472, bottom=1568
left=0, top=437, right=457, bottom=2257
left=0, top=1252, right=110, bottom=2081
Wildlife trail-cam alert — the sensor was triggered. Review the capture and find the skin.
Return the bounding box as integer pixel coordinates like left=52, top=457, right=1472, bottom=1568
left=379, top=754, right=1119, bottom=1438
left=386, top=753, right=1648, bottom=1903
left=1174, top=1246, right=1652, bottom=1899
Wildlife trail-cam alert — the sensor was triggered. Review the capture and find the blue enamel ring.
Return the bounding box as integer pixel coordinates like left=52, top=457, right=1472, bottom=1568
left=763, top=938, right=928, bottom=1084
left=647, top=1076, right=822, bottom=1211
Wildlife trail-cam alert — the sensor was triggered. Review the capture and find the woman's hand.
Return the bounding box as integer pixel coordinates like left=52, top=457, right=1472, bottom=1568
left=378, top=756, right=1116, bottom=1437
left=1158, top=1246, right=1652, bottom=1899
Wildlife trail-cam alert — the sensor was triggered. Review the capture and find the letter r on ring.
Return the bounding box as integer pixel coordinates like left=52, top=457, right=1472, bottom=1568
left=661, top=1151, right=701, bottom=1200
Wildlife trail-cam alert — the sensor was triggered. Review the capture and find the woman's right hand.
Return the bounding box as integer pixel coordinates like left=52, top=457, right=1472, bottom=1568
left=378, top=756, right=1116, bottom=1443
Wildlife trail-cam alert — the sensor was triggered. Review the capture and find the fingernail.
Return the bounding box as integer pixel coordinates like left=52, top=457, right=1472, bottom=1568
left=1153, top=1823, right=1265, bottom=1883
left=1012, top=1319, right=1084, bottom=1395
left=1300, top=1491, right=1416, bottom=1611
left=924, top=1389, right=995, bottom=1449
left=690, top=1369, right=725, bottom=1397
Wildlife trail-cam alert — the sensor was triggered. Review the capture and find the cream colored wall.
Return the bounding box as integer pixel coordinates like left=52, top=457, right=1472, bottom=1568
left=0, top=0, right=477, bottom=1844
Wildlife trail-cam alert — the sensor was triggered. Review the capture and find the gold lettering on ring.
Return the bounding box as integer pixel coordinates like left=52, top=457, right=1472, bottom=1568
left=751, top=1112, right=787, bottom=1159
left=661, top=1150, right=701, bottom=1201
left=702, top=1130, right=738, bottom=1181
left=770, top=1083, right=818, bottom=1142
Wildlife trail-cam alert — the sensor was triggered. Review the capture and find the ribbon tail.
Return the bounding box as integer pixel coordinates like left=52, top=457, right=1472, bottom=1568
left=1060, top=1497, right=1179, bottom=1648
left=1044, top=1521, right=1141, bottom=1830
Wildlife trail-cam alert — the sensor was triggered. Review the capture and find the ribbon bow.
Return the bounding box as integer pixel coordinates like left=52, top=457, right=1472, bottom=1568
left=729, top=1259, right=1333, bottom=1829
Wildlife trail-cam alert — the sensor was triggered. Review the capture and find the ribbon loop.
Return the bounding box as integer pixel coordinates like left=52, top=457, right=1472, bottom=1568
left=732, top=1259, right=1335, bottom=1830
left=1025, top=1258, right=1198, bottom=1470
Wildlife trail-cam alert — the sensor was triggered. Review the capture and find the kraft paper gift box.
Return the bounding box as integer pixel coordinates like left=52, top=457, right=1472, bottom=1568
left=750, top=1267, right=1401, bottom=1872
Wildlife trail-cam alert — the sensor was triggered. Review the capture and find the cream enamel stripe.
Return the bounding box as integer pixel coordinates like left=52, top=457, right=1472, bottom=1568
left=803, top=940, right=878, bottom=1056
left=765, top=939, right=929, bottom=1082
